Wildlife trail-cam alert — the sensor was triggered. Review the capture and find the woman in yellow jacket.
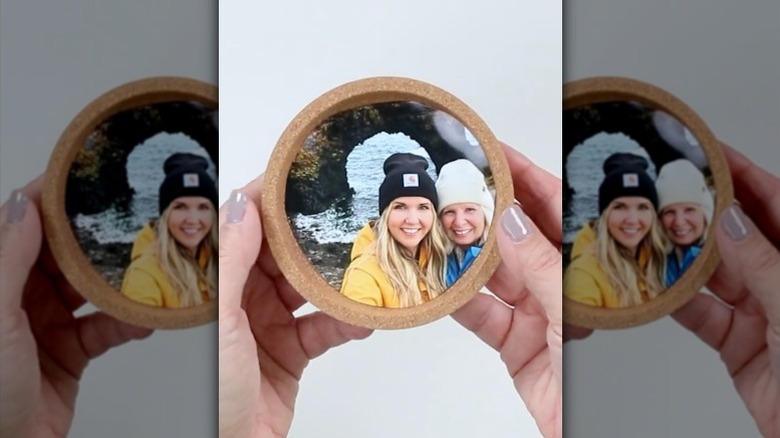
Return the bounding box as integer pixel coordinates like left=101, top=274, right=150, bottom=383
left=341, top=153, right=449, bottom=308
left=121, top=153, right=218, bottom=308
left=564, top=153, right=668, bottom=309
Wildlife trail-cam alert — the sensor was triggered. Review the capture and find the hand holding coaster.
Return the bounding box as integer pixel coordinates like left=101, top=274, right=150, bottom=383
left=563, top=76, right=734, bottom=329
left=42, top=77, right=218, bottom=329
left=261, top=77, right=513, bottom=330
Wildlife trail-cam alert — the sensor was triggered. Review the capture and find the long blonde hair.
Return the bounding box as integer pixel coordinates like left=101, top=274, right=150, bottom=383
left=155, top=204, right=218, bottom=307
left=595, top=202, right=668, bottom=308
left=366, top=205, right=449, bottom=308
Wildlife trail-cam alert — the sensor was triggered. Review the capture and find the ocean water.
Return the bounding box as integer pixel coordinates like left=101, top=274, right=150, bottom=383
left=73, top=132, right=217, bottom=244
left=291, top=132, right=442, bottom=244
left=564, top=132, right=657, bottom=243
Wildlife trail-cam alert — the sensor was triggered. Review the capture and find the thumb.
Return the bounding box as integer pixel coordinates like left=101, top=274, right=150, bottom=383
left=717, top=204, right=780, bottom=323
left=218, top=186, right=262, bottom=313
left=495, top=203, right=562, bottom=327
left=0, top=188, right=43, bottom=313
left=218, top=182, right=263, bottom=438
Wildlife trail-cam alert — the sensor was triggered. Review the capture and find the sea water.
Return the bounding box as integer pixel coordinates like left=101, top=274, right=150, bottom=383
left=73, top=132, right=217, bottom=244
left=564, top=132, right=657, bottom=243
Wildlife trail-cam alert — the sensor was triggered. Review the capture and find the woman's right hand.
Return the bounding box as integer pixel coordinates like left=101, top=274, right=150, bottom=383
left=452, top=143, right=563, bottom=438
left=671, top=144, right=780, bottom=437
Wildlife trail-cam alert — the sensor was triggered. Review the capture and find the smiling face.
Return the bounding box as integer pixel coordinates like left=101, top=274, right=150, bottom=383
left=606, top=196, right=655, bottom=253
left=660, top=202, right=707, bottom=247
left=440, top=202, right=486, bottom=248
left=166, top=196, right=214, bottom=254
left=386, top=196, right=435, bottom=253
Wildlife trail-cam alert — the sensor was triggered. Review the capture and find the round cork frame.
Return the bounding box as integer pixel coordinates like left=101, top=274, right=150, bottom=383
left=42, top=77, right=218, bottom=329
left=563, top=76, right=733, bottom=329
left=261, top=77, right=512, bottom=330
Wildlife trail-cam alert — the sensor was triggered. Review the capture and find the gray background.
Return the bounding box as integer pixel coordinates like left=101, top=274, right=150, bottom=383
left=565, top=1, right=780, bottom=437
left=219, top=0, right=561, bottom=436
left=0, top=1, right=216, bottom=437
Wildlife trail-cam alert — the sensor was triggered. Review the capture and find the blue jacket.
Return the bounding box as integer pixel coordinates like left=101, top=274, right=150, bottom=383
left=445, top=245, right=482, bottom=287
left=665, top=245, right=701, bottom=286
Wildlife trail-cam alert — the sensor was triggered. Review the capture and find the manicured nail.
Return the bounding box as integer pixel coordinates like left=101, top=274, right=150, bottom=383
left=4, top=190, right=29, bottom=225
left=721, top=204, right=750, bottom=242
left=501, top=203, right=533, bottom=243
left=226, top=191, right=248, bottom=224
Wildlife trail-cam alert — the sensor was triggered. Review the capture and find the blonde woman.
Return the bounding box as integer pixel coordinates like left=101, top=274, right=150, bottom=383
left=655, top=159, right=714, bottom=285
left=564, top=153, right=668, bottom=308
left=121, top=153, right=218, bottom=308
left=434, top=159, right=495, bottom=287
left=341, top=153, right=448, bottom=308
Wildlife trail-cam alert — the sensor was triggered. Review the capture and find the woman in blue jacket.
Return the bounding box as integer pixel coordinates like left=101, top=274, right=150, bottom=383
left=655, top=159, right=714, bottom=285
left=435, top=159, right=495, bottom=287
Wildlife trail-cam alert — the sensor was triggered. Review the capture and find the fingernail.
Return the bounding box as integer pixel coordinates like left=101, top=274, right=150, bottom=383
left=226, top=191, right=248, bottom=224
left=721, top=204, right=750, bottom=242
left=501, top=204, right=533, bottom=243
left=4, top=190, right=29, bottom=225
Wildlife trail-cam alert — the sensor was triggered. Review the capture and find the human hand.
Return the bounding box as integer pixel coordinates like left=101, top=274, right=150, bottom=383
left=0, top=176, right=153, bottom=438
left=451, top=143, right=562, bottom=438
left=671, top=144, right=780, bottom=437
left=217, top=175, right=373, bottom=438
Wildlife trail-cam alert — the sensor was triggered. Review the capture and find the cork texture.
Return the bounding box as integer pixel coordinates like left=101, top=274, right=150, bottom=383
left=261, top=77, right=512, bottom=329
left=41, top=77, right=218, bottom=329
left=562, top=76, right=733, bottom=329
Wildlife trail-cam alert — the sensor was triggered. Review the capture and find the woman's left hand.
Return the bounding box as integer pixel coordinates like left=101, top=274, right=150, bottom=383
left=452, top=143, right=562, bottom=438
left=0, top=176, right=154, bottom=438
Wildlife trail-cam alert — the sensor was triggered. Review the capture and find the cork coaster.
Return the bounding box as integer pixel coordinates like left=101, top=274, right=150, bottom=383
left=42, top=77, right=218, bottom=329
left=261, top=77, right=512, bottom=329
left=562, top=76, right=733, bottom=329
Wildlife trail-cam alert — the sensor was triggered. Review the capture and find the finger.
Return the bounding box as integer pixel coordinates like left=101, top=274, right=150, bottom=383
left=218, top=175, right=264, bottom=313
left=721, top=142, right=780, bottom=244
left=493, top=204, right=562, bottom=330
left=718, top=204, right=780, bottom=325
left=77, top=311, right=153, bottom=360
left=500, top=142, right=563, bottom=247
left=296, top=311, right=372, bottom=360
left=451, top=292, right=513, bottom=351
left=671, top=293, right=734, bottom=351
left=0, top=184, right=43, bottom=314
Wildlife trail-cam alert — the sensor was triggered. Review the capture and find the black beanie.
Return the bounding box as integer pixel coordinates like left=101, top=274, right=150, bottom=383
left=597, top=152, right=658, bottom=214
left=378, top=153, right=439, bottom=215
left=158, top=152, right=218, bottom=214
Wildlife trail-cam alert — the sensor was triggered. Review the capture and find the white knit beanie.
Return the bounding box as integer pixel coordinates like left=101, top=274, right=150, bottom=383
left=435, top=159, right=495, bottom=228
left=655, top=159, right=714, bottom=223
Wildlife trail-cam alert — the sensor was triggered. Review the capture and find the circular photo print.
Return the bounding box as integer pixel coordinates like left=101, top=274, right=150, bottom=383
left=286, top=101, right=496, bottom=309
left=67, top=101, right=218, bottom=309
left=262, top=77, right=512, bottom=330
left=563, top=100, right=716, bottom=310
left=43, top=77, right=219, bottom=329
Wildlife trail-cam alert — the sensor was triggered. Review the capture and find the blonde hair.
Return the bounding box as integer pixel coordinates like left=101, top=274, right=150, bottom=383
left=595, top=202, right=668, bottom=308
left=366, top=204, right=449, bottom=308
left=155, top=204, right=218, bottom=307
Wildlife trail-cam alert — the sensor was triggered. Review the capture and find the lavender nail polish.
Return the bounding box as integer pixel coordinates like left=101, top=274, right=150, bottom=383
left=501, top=204, right=533, bottom=243
left=226, top=191, right=248, bottom=224
left=721, top=204, right=750, bottom=242
left=4, top=190, right=28, bottom=225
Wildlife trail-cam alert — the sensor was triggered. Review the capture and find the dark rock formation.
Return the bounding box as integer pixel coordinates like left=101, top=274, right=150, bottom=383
left=286, top=101, right=487, bottom=215
left=66, top=101, right=218, bottom=216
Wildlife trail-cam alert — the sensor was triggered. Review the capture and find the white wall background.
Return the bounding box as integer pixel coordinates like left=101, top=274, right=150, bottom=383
left=219, top=1, right=562, bottom=437
left=0, top=1, right=217, bottom=437
left=565, top=1, right=780, bottom=437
